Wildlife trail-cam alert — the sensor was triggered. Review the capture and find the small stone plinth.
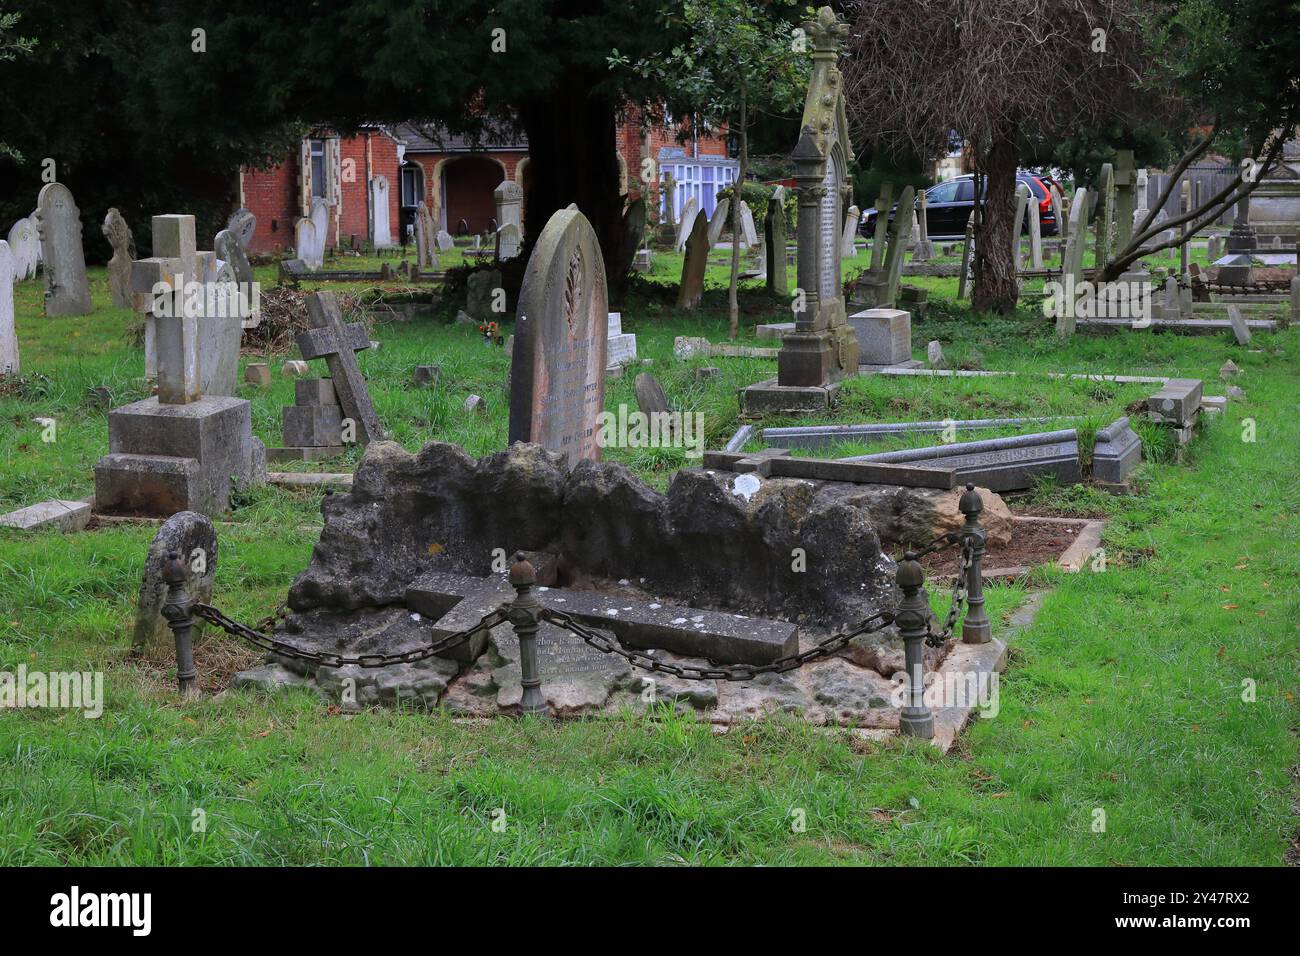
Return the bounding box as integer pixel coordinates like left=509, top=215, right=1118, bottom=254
left=0, top=499, right=92, bottom=533
left=740, top=378, right=841, bottom=416
left=848, top=308, right=911, bottom=366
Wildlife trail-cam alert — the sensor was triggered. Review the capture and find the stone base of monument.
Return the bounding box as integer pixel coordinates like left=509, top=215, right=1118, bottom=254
left=266, top=445, right=346, bottom=463
left=232, top=440, right=1018, bottom=743
left=93, top=396, right=266, bottom=518
left=740, top=378, right=841, bottom=416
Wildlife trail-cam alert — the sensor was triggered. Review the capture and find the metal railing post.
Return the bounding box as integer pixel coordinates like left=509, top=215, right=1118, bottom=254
left=895, top=551, right=934, bottom=739
left=959, top=483, right=992, bottom=644
left=507, top=551, right=548, bottom=717
left=160, top=551, right=199, bottom=697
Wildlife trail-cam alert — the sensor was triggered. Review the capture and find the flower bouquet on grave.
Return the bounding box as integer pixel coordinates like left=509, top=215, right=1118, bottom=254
left=478, top=321, right=503, bottom=347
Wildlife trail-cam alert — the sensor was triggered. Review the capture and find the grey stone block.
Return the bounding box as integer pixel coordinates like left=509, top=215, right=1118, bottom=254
left=295, top=378, right=339, bottom=406
left=1091, top=416, right=1142, bottom=485
left=283, top=405, right=344, bottom=447
left=739, top=378, right=840, bottom=415
left=1146, top=378, right=1203, bottom=426
left=848, top=308, right=911, bottom=365
left=0, top=500, right=92, bottom=532
left=94, top=453, right=206, bottom=516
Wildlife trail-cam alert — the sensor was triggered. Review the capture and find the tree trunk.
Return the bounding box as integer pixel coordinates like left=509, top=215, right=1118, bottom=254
left=727, top=93, right=747, bottom=339
left=972, top=125, right=1019, bottom=314
left=517, top=72, right=628, bottom=303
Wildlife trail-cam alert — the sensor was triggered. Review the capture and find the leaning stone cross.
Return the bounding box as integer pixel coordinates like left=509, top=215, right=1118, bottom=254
left=297, top=291, right=383, bottom=445
left=130, top=215, right=200, bottom=404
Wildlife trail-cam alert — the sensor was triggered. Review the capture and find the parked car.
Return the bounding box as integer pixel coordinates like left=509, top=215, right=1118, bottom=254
left=859, top=172, right=1062, bottom=241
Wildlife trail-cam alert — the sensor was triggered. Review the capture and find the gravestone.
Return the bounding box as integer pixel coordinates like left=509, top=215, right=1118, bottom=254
left=268, top=378, right=345, bottom=462
left=1013, top=182, right=1030, bottom=271
left=913, top=191, right=933, bottom=261
left=132, top=511, right=217, bottom=657
left=634, top=372, right=670, bottom=417
left=496, top=222, right=522, bottom=261
left=310, top=197, right=330, bottom=254
left=1114, top=150, right=1136, bottom=250
left=35, top=182, right=92, bottom=316
left=869, top=182, right=893, bottom=272
left=295, top=218, right=321, bottom=270
left=102, top=208, right=135, bottom=309
left=1093, top=162, right=1114, bottom=272
left=435, top=228, right=455, bottom=251
left=1056, top=186, right=1090, bottom=335
left=615, top=198, right=646, bottom=278
left=1146, top=378, right=1202, bottom=427
left=370, top=177, right=394, bottom=247
left=6, top=217, right=38, bottom=280
left=957, top=214, right=975, bottom=300
left=861, top=185, right=915, bottom=308
left=494, top=180, right=524, bottom=232
left=737, top=201, right=758, bottom=248
left=606, top=312, right=637, bottom=368
left=130, top=215, right=200, bottom=403
left=1049, top=184, right=1066, bottom=247
left=1091, top=417, right=1141, bottom=487
left=226, top=208, right=257, bottom=253
left=849, top=308, right=915, bottom=368
left=1226, top=304, right=1252, bottom=345
left=1028, top=188, right=1043, bottom=269
left=840, top=204, right=859, bottom=257
left=214, top=227, right=254, bottom=289
left=707, top=197, right=731, bottom=246
left=676, top=209, right=709, bottom=310
left=846, top=429, right=1083, bottom=492
left=297, top=292, right=383, bottom=446
left=675, top=196, right=699, bottom=251
left=743, top=7, right=858, bottom=415
left=764, top=191, right=787, bottom=295
left=0, top=240, right=16, bottom=374
left=466, top=269, right=502, bottom=320
left=507, top=208, right=608, bottom=467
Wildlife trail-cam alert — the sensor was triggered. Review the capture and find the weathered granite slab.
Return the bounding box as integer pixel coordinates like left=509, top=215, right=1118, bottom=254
left=0, top=499, right=92, bottom=532
left=1146, top=378, right=1203, bottom=427
left=845, top=429, right=1082, bottom=492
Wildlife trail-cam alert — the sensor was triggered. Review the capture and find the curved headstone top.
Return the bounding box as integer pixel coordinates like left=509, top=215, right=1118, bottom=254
left=508, top=208, right=609, bottom=467
left=226, top=207, right=256, bottom=251
left=36, top=182, right=92, bottom=316
left=494, top=180, right=524, bottom=203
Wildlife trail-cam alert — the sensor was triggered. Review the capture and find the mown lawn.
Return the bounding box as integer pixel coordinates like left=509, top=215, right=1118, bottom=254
left=0, top=246, right=1295, bottom=866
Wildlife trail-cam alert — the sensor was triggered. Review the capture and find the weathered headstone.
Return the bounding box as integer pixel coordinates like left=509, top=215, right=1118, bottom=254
left=705, top=196, right=730, bottom=246
left=214, top=227, right=254, bottom=290
left=1146, top=378, right=1203, bottom=427
left=0, top=240, right=16, bottom=375
left=1057, top=186, right=1090, bottom=336
left=841, top=204, right=860, bottom=257
left=607, top=312, right=637, bottom=367
left=674, top=196, right=699, bottom=251
left=298, top=292, right=383, bottom=446
left=295, top=218, right=321, bottom=270
left=634, top=372, right=670, bottom=417
left=268, top=377, right=345, bottom=462
left=132, top=512, right=217, bottom=656
left=494, top=180, right=524, bottom=232
left=1093, top=163, right=1114, bottom=272
left=913, top=191, right=933, bottom=262
left=1226, top=304, right=1252, bottom=345
left=737, top=200, right=758, bottom=248
left=615, top=197, right=646, bottom=278
left=435, top=228, right=455, bottom=252
left=102, top=208, right=135, bottom=309
left=764, top=192, right=787, bottom=295
left=1013, top=182, right=1030, bottom=271
left=368, top=176, right=393, bottom=247
left=226, top=208, right=257, bottom=253
left=926, top=339, right=945, bottom=367
left=1028, top=188, right=1043, bottom=269
left=957, top=214, right=975, bottom=300
left=1113, top=149, right=1136, bottom=251
left=311, top=197, right=330, bottom=254
left=507, top=208, right=608, bottom=467
left=676, top=209, right=709, bottom=310
left=466, top=268, right=503, bottom=321
left=496, top=222, right=521, bottom=262
left=6, top=217, right=38, bottom=280
left=868, top=182, right=893, bottom=272
left=35, top=182, right=92, bottom=316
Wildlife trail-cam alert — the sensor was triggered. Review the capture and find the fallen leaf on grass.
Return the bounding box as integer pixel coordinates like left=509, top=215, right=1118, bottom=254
left=1221, top=604, right=1239, bottom=610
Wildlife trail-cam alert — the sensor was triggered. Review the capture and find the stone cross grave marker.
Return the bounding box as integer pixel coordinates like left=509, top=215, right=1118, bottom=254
left=36, top=182, right=92, bottom=316
left=508, top=208, right=608, bottom=468
left=102, top=208, right=135, bottom=309
left=298, top=291, right=383, bottom=446
left=0, top=240, right=16, bottom=375
left=131, top=214, right=200, bottom=404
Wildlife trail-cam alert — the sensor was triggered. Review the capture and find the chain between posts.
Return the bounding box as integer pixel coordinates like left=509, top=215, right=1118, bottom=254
left=192, top=602, right=508, bottom=668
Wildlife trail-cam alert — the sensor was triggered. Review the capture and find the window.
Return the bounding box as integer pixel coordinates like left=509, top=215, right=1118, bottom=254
left=309, top=140, right=327, bottom=199
left=955, top=179, right=975, bottom=202
left=927, top=181, right=959, bottom=204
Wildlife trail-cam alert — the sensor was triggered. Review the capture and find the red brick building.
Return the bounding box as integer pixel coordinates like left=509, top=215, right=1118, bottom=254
left=237, top=110, right=735, bottom=256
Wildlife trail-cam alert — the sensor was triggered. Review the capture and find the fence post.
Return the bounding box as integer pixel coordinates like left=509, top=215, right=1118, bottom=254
left=959, top=483, right=992, bottom=644
left=160, top=551, right=199, bottom=697
left=507, top=551, right=548, bottom=718
left=895, top=551, right=934, bottom=739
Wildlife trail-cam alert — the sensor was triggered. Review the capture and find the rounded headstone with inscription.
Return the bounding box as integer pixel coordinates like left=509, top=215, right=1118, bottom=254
left=36, top=182, right=92, bottom=316
left=508, top=209, right=609, bottom=467
left=132, top=511, right=218, bottom=658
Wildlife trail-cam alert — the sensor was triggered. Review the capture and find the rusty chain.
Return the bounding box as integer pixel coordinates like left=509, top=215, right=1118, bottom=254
left=191, top=528, right=977, bottom=679
left=193, top=602, right=508, bottom=669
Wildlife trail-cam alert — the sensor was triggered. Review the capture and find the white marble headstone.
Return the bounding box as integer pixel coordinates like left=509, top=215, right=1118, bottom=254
left=0, top=240, right=17, bottom=374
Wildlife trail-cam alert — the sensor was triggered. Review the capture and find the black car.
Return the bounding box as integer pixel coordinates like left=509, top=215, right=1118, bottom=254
left=859, top=172, right=1061, bottom=241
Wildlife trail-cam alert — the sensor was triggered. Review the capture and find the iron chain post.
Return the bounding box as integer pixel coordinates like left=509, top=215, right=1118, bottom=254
left=507, top=552, right=548, bottom=718
left=958, top=483, right=992, bottom=644
left=160, top=551, right=199, bottom=697
left=894, top=551, right=934, bottom=739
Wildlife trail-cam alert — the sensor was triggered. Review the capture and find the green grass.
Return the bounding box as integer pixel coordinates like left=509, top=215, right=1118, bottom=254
left=0, top=252, right=1295, bottom=866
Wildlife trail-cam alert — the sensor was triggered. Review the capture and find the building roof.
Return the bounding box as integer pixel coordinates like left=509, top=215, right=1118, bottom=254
left=390, top=120, right=528, bottom=154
